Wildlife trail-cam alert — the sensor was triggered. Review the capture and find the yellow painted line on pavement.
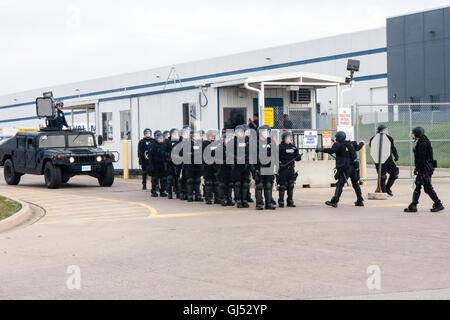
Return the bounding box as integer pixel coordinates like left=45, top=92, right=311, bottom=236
left=37, top=214, right=148, bottom=225
left=149, top=209, right=256, bottom=219
left=368, top=203, right=409, bottom=208
left=45, top=206, right=146, bottom=218
left=3, top=186, right=158, bottom=216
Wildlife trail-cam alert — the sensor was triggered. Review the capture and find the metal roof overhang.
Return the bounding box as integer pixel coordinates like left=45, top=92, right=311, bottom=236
left=211, top=71, right=346, bottom=89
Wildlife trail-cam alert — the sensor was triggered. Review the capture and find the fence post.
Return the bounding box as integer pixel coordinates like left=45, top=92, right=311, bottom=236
left=360, top=143, right=367, bottom=185
left=409, top=105, right=413, bottom=178
left=123, top=140, right=129, bottom=179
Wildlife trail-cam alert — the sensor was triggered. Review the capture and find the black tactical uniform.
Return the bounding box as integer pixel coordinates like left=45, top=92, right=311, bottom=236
left=233, top=125, right=251, bottom=208
left=49, top=102, right=69, bottom=130
left=369, top=125, right=399, bottom=196
left=316, top=131, right=364, bottom=208
left=251, top=125, right=276, bottom=211
left=244, top=125, right=254, bottom=203
left=166, top=128, right=180, bottom=199
left=278, top=131, right=302, bottom=208
left=217, top=134, right=235, bottom=206
left=203, top=131, right=220, bottom=205
left=185, top=131, right=203, bottom=202
left=138, top=128, right=153, bottom=190
left=404, top=127, right=444, bottom=213
left=149, top=133, right=168, bottom=197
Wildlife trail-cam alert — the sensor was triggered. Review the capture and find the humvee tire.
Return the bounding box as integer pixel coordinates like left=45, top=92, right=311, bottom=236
left=44, top=161, right=62, bottom=189
left=98, top=163, right=114, bottom=187
left=4, top=159, right=21, bottom=185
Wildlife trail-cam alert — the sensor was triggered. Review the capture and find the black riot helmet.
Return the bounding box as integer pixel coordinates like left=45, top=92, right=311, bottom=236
left=235, top=125, right=246, bottom=138
left=154, top=130, right=162, bottom=138
left=143, top=128, right=152, bottom=138
left=191, top=131, right=202, bottom=142
left=412, top=126, right=425, bottom=139
left=163, top=130, right=170, bottom=140
left=180, top=128, right=190, bottom=140
left=206, top=130, right=218, bottom=142
left=281, top=130, right=293, bottom=143
left=377, top=124, right=387, bottom=133
left=155, top=132, right=164, bottom=143
left=258, top=125, right=271, bottom=139
left=170, top=128, right=179, bottom=141
left=335, top=131, right=347, bottom=143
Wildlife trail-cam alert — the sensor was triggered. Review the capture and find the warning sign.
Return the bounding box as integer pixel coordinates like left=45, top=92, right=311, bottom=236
left=322, top=130, right=332, bottom=148
left=264, top=108, right=274, bottom=127
left=338, top=108, right=352, bottom=126
left=303, top=130, right=318, bottom=148
left=337, top=126, right=354, bottom=141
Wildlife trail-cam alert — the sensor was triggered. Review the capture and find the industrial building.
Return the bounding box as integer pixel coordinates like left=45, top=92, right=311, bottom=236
left=1, top=6, right=449, bottom=170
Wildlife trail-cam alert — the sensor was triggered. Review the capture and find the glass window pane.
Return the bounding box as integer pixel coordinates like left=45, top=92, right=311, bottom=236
left=120, top=110, right=131, bottom=140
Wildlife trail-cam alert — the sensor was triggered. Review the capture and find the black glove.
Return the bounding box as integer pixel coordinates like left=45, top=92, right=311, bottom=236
left=295, top=154, right=302, bottom=161
left=414, top=168, right=418, bottom=176
left=394, top=156, right=399, bottom=162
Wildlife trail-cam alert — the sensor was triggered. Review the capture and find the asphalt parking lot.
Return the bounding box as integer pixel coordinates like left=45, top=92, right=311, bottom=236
left=1, top=168, right=450, bottom=300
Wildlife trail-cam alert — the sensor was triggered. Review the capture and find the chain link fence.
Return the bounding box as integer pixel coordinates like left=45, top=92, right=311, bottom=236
left=355, top=103, right=450, bottom=178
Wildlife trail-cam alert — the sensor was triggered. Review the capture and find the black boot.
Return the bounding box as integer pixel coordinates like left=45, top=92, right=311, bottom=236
left=404, top=204, right=418, bottom=213
left=142, top=173, right=147, bottom=190
left=264, top=189, right=276, bottom=210
left=278, top=189, right=285, bottom=208
left=247, top=190, right=254, bottom=203
left=226, top=184, right=235, bottom=206
left=326, top=184, right=343, bottom=208
left=160, top=178, right=167, bottom=197
left=187, top=183, right=194, bottom=202
left=431, top=202, right=445, bottom=213
left=386, top=176, right=396, bottom=196
left=255, top=188, right=264, bottom=211
left=194, top=182, right=203, bottom=202
left=235, top=182, right=243, bottom=208
left=151, top=177, right=158, bottom=197
left=287, top=184, right=296, bottom=207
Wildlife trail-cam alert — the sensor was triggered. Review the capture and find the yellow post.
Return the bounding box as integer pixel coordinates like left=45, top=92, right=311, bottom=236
left=360, top=143, right=367, bottom=186
left=123, top=140, right=129, bottom=179
left=332, top=117, right=337, bottom=130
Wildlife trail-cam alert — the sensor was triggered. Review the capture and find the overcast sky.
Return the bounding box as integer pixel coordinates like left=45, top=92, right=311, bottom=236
left=0, top=0, right=449, bottom=95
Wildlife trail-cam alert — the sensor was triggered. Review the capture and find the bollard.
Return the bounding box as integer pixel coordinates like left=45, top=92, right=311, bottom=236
left=123, top=140, right=129, bottom=180
left=332, top=117, right=336, bottom=130
left=360, top=143, right=367, bottom=186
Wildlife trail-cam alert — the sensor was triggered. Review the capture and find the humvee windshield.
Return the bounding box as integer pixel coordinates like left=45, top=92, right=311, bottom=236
left=39, top=135, right=66, bottom=148
left=68, top=134, right=95, bottom=147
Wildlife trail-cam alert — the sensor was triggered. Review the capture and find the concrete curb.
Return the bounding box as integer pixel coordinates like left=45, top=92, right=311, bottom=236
left=0, top=197, right=32, bottom=233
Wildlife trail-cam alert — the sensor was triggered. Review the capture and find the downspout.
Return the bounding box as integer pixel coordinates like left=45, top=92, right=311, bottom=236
left=244, top=80, right=264, bottom=125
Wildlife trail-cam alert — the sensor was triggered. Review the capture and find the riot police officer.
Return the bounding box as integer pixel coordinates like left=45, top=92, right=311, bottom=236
left=185, top=131, right=203, bottom=202
left=149, top=132, right=168, bottom=197
left=250, top=125, right=276, bottom=211
left=233, top=125, right=251, bottom=208
left=278, top=131, right=302, bottom=208
left=49, top=101, right=69, bottom=130
left=404, top=127, right=444, bottom=213
left=217, top=134, right=235, bottom=206
left=163, top=130, right=170, bottom=143
left=316, top=131, right=364, bottom=208
left=369, top=124, right=399, bottom=196
left=166, top=128, right=180, bottom=199
left=203, top=130, right=220, bottom=205
left=138, top=128, right=153, bottom=190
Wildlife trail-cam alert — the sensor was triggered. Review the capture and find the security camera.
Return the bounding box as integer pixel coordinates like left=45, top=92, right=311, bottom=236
left=347, top=59, right=360, bottom=72
left=345, top=59, right=360, bottom=84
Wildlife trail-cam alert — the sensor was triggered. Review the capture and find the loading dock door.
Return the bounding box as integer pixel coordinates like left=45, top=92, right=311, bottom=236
left=253, top=98, right=284, bottom=129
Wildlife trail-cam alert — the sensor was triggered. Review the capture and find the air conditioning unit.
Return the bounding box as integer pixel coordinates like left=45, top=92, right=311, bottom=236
left=290, top=89, right=311, bottom=104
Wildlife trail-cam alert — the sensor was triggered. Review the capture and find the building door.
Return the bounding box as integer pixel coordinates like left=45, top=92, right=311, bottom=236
left=253, top=98, right=284, bottom=129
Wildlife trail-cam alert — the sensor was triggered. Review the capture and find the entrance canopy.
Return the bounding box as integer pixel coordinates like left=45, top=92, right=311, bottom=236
left=212, top=71, right=347, bottom=126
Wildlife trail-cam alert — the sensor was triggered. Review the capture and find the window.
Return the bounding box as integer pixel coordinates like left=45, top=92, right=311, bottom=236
left=27, top=138, right=35, bottom=151
left=120, top=110, right=132, bottom=140
left=182, top=103, right=189, bottom=127
left=68, top=134, right=95, bottom=147
left=17, top=137, right=26, bottom=149
left=410, top=97, right=421, bottom=113
left=38, top=135, right=66, bottom=148
left=290, top=89, right=311, bottom=104
left=102, top=112, right=113, bottom=141
left=430, top=95, right=440, bottom=111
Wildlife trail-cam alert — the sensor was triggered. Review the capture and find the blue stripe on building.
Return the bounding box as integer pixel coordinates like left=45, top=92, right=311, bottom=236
left=0, top=47, right=387, bottom=111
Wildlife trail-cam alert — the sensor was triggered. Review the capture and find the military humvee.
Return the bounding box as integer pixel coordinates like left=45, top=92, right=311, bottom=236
left=0, top=95, right=117, bottom=189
